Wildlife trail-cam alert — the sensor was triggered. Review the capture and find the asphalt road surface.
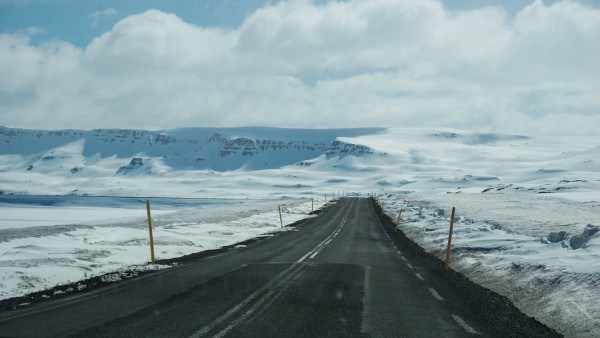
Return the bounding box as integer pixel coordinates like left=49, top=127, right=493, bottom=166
left=0, top=198, right=559, bottom=337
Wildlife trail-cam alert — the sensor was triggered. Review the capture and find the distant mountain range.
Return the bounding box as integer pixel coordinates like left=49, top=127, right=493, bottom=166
left=0, top=126, right=383, bottom=173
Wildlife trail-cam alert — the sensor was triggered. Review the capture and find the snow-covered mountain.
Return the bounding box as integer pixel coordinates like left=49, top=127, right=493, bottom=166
left=1, top=125, right=598, bottom=200
left=0, top=126, right=382, bottom=173
left=2, top=125, right=599, bottom=337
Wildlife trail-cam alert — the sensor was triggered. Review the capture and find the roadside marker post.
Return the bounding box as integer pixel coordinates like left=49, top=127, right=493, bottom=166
left=311, top=198, right=314, bottom=212
left=395, top=209, right=403, bottom=232
left=146, top=200, right=156, bottom=265
left=444, top=207, right=456, bottom=272
left=278, top=205, right=283, bottom=228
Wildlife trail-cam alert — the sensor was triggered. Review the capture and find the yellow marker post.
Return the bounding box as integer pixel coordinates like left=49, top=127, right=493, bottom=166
left=395, top=209, right=403, bottom=232
left=146, top=200, right=156, bottom=265
left=278, top=205, right=283, bottom=228
left=444, top=207, right=456, bottom=272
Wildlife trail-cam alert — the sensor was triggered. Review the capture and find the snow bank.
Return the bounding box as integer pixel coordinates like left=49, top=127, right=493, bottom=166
left=1, top=126, right=599, bottom=336
left=0, top=198, right=320, bottom=300
left=380, top=193, right=600, bottom=338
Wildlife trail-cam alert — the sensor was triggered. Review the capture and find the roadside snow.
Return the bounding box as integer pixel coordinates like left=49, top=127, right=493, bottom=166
left=380, top=193, right=600, bottom=338
left=1, top=126, right=599, bottom=336
left=0, top=198, right=319, bottom=300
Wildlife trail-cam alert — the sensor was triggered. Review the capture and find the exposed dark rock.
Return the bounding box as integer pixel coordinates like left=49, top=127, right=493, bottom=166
left=116, top=158, right=144, bottom=175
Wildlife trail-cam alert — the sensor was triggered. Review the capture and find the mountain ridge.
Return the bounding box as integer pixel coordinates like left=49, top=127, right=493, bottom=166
left=0, top=126, right=383, bottom=172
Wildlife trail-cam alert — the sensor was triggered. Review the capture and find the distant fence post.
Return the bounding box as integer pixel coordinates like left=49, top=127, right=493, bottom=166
left=278, top=205, right=283, bottom=228
left=444, top=207, right=456, bottom=272
left=146, top=200, right=156, bottom=265
left=395, top=209, right=403, bottom=232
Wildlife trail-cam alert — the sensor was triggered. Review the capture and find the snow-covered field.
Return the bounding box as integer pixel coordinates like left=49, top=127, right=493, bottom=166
left=379, top=193, right=599, bottom=337
left=0, top=126, right=598, bottom=336
left=0, top=197, right=319, bottom=301
left=356, top=129, right=599, bottom=337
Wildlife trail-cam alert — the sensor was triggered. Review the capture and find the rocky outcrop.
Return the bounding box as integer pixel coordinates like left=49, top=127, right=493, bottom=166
left=116, top=158, right=145, bottom=175
left=0, top=126, right=379, bottom=172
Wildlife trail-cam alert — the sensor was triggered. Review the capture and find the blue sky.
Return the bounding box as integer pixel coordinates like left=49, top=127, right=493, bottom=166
left=4, top=0, right=593, bottom=47
left=1, top=1, right=268, bottom=46
left=1, top=0, right=599, bottom=134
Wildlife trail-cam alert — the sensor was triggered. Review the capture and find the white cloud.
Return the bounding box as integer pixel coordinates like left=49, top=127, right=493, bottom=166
left=90, top=7, right=117, bottom=27
left=24, top=26, right=47, bottom=35
left=0, top=0, right=599, bottom=135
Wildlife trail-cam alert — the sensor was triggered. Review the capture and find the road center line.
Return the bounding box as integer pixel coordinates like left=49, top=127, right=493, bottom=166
left=452, top=314, right=481, bottom=335
left=298, top=201, right=353, bottom=262
left=415, top=273, right=425, bottom=281
left=428, top=288, right=444, bottom=301
left=197, top=202, right=353, bottom=335
left=190, top=263, right=306, bottom=337
left=215, top=268, right=309, bottom=337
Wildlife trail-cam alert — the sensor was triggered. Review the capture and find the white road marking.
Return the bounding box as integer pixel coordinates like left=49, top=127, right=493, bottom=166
left=452, top=314, right=481, bottom=335
left=415, top=273, right=425, bottom=281
left=190, top=263, right=306, bottom=337
left=406, top=263, right=413, bottom=269
left=300, top=202, right=352, bottom=261
left=213, top=290, right=275, bottom=338
left=428, top=288, right=444, bottom=301
left=194, top=202, right=356, bottom=336
left=361, top=266, right=372, bottom=334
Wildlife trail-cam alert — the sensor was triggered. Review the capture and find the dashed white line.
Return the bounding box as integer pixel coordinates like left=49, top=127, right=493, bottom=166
left=190, top=263, right=306, bottom=337
left=428, top=288, right=444, bottom=301
left=297, top=202, right=352, bottom=262
left=406, top=263, right=414, bottom=269
left=415, top=273, right=425, bottom=281
left=452, top=314, right=480, bottom=335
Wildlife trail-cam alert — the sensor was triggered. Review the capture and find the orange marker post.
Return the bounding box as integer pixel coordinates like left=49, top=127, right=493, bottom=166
left=278, top=205, right=283, bottom=228
left=146, top=200, right=156, bottom=265
left=444, top=207, right=456, bottom=272
left=395, top=209, right=403, bottom=232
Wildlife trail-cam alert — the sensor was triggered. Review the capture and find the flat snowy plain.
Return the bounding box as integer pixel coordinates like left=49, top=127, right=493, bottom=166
left=0, top=127, right=598, bottom=337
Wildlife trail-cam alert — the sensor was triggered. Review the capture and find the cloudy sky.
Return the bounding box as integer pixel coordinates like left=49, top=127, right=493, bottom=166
left=1, top=0, right=599, bottom=134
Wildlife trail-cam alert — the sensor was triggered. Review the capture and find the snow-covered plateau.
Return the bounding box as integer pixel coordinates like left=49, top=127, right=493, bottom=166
left=0, top=125, right=598, bottom=337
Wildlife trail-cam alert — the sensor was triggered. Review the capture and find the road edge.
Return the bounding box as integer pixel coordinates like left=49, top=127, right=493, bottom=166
left=370, top=197, right=563, bottom=337
left=0, top=200, right=336, bottom=313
